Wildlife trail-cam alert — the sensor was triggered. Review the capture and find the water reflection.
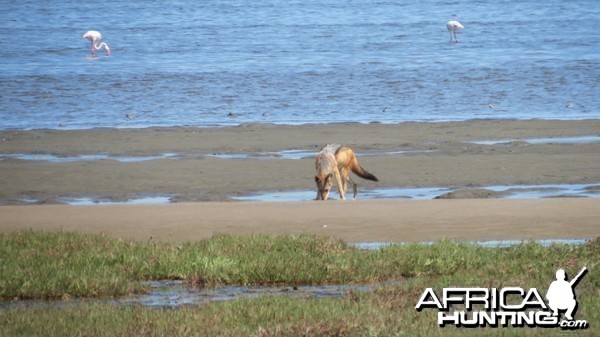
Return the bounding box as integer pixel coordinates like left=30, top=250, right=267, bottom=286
left=352, top=238, right=591, bottom=250
left=0, top=153, right=179, bottom=163
left=0, top=280, right=393, bottom=309
left=468, top=136, right=600, bottom=146
left=233, top=183, right=600, bottom=202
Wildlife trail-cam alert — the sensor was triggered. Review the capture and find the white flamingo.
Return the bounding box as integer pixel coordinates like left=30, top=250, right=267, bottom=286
left=83, top=30, right=111, bottom=56
left=446, top=21, right=464, bottom=43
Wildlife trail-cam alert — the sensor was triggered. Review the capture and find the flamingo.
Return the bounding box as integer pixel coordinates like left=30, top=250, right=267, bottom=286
left=83, top=30, right=110, bottom=56
left=446, top=21, right=463, bottom=43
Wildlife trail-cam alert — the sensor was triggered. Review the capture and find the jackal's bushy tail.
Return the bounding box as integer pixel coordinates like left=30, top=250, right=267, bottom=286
left=351, top=157, right=378, bottom=182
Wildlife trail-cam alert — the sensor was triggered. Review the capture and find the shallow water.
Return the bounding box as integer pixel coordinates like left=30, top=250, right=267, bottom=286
left=232, top=183, right=600, bottom=202
left=63, top=196, right=172, bottom=206
left=11, top=183, right=597, bottom=205
left=0, top=149, right=432, bottom=162
left=468, top=136, right=600, bottom=145
left=206, top=150, right=315, bottom=160
left=0, top=153, right=179, bottom=163
left=352, top=238, right=592, bottom=250
left=118, top=281, right=376, bottom=308
left=0, top=280, right=386, bottom=310
left=1, top=0, right=599, bottom=130
left=1, top=238, right=590, bottom=309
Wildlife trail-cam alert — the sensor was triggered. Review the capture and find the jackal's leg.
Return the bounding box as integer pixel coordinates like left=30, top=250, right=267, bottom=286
left=334, top=170, right=345, bottom=200
left=348, top=177, right=357, bottom=199
left=340, top=168, right=348, bottom=195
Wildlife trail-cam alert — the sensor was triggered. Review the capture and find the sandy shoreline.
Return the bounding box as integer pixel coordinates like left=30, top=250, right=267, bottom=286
left=1, top=199, right=598, bottom=243
left=0, top=120, right=599, bottom=242
left=1, top=119, right=599, bottom=203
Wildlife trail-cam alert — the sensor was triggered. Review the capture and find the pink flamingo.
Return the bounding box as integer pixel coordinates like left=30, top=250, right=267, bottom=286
left=83, top=30, right=110, bottom=56
left=446, top=21, right=464, bottom=43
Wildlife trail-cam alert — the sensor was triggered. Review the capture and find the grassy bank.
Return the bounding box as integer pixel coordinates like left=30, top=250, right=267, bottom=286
left=1, top=231, right=598, bottom=336
left=1, top=230, right=413, bottom=299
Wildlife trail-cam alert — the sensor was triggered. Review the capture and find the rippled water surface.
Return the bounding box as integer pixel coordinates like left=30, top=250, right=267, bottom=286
left=232, top=183, right=600, bottom=202
left=1, top=0, right=598, bottom=129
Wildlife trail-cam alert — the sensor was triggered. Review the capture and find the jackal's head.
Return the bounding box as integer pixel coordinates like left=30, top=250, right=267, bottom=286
left=315, top=173, right=333, bottom=200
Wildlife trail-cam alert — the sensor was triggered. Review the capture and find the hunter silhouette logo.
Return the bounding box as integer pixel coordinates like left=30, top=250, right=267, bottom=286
left=546, top=267, right=587, bottom=321
left=415, top=267, right=589, bottom=329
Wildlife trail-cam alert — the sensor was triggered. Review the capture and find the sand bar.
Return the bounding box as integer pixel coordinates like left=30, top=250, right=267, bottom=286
left=0, top=120, right=598, bottom=243
left=0, top=120, right=599, bottom=203
left=1, top=199, right=598, bottom=243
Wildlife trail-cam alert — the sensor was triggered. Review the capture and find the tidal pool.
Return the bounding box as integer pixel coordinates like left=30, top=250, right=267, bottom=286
left=208, top=149, right=434, bottom=160
left=0, top=153, right=179, bottom=163
left=0, top=280, right=394, bottom=309
left=62, top=196, right=173, bottom=206
left=117, top=281, right=378, bottom=308
left=0, top=149, right=434, bottom=163
left=232, top=183, right=600, bottom=202
left=352, top=238, right=592, bottom=250
left=468, top=136, right=600, bottom=146
left=15, top=183, right=597, bottom=205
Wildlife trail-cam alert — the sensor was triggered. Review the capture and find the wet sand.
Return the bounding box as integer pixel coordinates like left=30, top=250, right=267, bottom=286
left=1, top=199, right=598, bottom=243
left=0, top=120, right=599, bottom=242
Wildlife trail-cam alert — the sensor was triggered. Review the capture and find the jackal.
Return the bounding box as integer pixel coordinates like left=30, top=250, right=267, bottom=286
left=314, top=144, right=378, bottom=200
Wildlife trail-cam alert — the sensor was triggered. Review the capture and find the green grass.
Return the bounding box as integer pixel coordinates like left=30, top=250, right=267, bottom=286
left=0, top=231, right=406, bottom=299
left=0, top=231, right=599, bottom=336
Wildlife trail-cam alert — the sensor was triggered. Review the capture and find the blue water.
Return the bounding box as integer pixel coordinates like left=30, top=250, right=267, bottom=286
left=232, top=183, right=600, bottom=202
left=352, top=238, right=592, bottom=250
left=1, top=0, right=599, bottom=130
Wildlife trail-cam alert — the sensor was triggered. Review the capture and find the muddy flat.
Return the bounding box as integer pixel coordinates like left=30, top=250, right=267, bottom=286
left=0, top=120, right=599, bottom=203
left=1, top=199, right=598, bottom=243
left=0, top=120, right=599, bottom=242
